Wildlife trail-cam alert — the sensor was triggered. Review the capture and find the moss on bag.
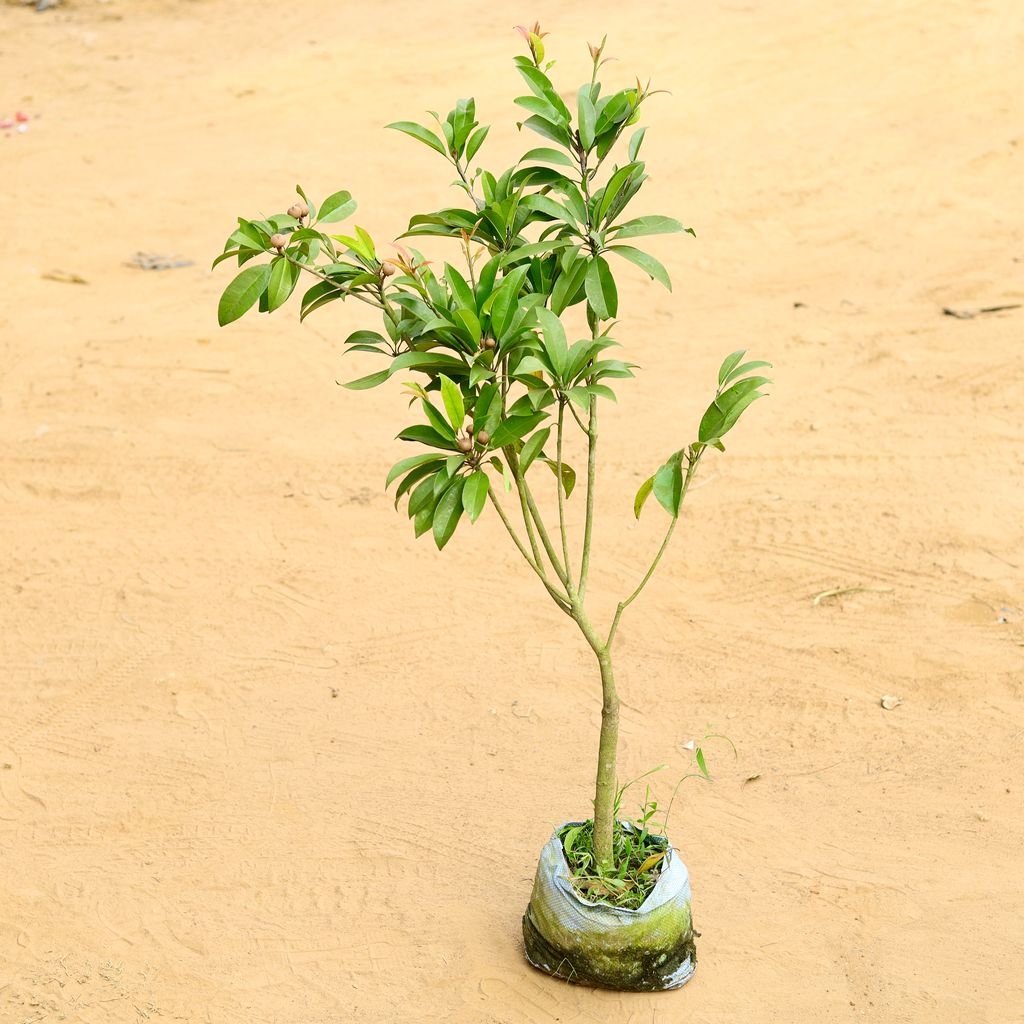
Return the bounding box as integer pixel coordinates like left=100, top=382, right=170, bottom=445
left=523, top=824, right=696, bottom=991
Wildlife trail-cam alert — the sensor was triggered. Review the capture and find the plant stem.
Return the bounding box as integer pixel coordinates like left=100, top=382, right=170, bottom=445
left=606, top=455, right=698, bottom=648
left=578, top=400, right=598, bottom=600
left=488, top=488, right=571, bottom=613
left=606, top=517, right=677, bottom=648
left=592, top=650, right=620, bottom=870
left=555, top=400, right=574, bottom=590
left=508, top=450, right=569, bottom=587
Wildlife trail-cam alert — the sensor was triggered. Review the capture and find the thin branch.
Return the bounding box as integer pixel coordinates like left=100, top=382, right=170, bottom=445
left=578, top=399, right=598, bottom=600
left=606, top=457, right=699, bottom=649
left=488, top=487, right=571, bottom=613
left=555, top=400, right=574, bottom=591
left=280, top=252, right=384, bottom=312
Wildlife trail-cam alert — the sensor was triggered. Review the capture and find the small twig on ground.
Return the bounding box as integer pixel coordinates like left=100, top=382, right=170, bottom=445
left=942, top=304, right=1021, bottom=319
left=812, top=585, right=893, bottom=606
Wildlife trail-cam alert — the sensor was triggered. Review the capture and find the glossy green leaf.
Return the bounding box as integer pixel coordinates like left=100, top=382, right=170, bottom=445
left=584, top=256, right=618, bottom=319
left=519, top=427, right=551, bottom=472
left=535, top=308, right=569, bottom=378
left=542, top=458, right=576, bottom=498
left=491, top=412, right=548, bottom=447
left=608, top=245, right=671, bottom=290
left=610, top=215, right=691, bottom=240
left=628, top=127, right=647, bottom=161
left=217, top=263, right=271, bottom=326
left=386, top=121, right=447, bottom=155
left=723, top=359, right=773, bottom=387
left=718, top=350, right=746, bottom=386
left=386, top=453, right=447, bottom=488
left=465, top=124, right=490, bottom=162
left=462, top=470, right=489, bottom=523
left=633, top=475, right=655, bottom=518
left=520, top=147, right=576, bottom=167
left=266, top=257, right=300, bottom=311
left=653, top=453, right=684, bottom=516
left=439, top=375, right=465, bottom=430
left=420, top=398, right=458, bottom=440
left=433, top=477, right=465, bottom=549
left=343, top=369, right=391, bottom=391
left=407, top=473, right=440, bottom=517
left=578, top=88, right=597, bottom=149
left=398, top=425, right=460, bottom=450
left=317, top=190, right=357, bottom=224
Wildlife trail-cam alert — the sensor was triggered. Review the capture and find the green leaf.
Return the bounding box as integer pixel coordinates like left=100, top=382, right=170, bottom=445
left=421, top=398, right=458, bottom=440
left=413, top=499, right=435, bottom=538
left=433, top=477, right=466, bottom=549
left=717, top=350, right=746, bottom=386
left=653, top=454, right=683, bottom=516
left=699, top=375, right=771, bottom=442
left=519, top=427, right=551, bottom=472
left=723, top=359, right=773, bottom=387
left=386, top=121, right=447, bottom=155
left=453, top=307, right=482, bottom=345
left=633, top=475, right=655, bottom=519
left=491, top=412, right=548, bottom=447
left=465, top=124, right=490, bottom=162
left=217, top=264, right=271, bottom=326
left=343, top=369, right=390, bottom=391
left=462, top=470, right=489, bottom=523
left=584, top=256, right=618, bottom=319
left=610, top=215, right=690, bottom=240
left=501, top=239, right=571, bottom=264
left=439, top=375, right=465, bottom=431
left=535, top=308, right=568, bottom=378
left=577, top=88, right=597, bottom=149
left=542, top=458, right=576, bottom=498
left=628, top=127, right=647, bottom=161
left=445, top=263, right=476, bottom=312
left=398, top=425, right=460, bottom=450
left=266, top=257, right=300, bottom=312
left=407, top=473, right=440, bottom=517
left=317, top=190, right=357, bottom=224
left=386, top=453, right=447, bottom=488
left=608, top=245, right=671, bottom=290
left=520, top=147, right=576, bottom=167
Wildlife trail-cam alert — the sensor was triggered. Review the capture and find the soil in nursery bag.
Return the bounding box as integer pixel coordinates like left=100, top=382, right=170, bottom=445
left=522, top=822, right=697, bottom=991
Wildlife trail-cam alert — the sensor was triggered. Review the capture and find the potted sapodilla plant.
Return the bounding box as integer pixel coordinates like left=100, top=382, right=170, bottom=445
left=214, top=25, right=771, bottom=992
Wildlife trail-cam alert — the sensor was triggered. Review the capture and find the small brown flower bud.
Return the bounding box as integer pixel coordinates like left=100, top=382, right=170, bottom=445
left=481, top=337, right=496, bottom=350
left=475, top=430, right=490, bottom=446
left=270, top=233, right=289, bottom=251
left=287, top=200, right=309, bottom=219
left=457, top=436, right=473, bottom=453
left=380, top=263, right=397, bottom=278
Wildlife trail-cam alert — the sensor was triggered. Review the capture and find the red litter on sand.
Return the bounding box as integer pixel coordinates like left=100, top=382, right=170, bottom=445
left=2, top=112, right=32, bottom=133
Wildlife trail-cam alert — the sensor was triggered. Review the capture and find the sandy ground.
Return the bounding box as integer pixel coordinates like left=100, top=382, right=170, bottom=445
left=1, top=0, right=1022, bottom=1021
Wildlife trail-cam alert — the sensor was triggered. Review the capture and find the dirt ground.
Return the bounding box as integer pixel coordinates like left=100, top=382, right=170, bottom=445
left=2, top=1, right=1022, bottom=1021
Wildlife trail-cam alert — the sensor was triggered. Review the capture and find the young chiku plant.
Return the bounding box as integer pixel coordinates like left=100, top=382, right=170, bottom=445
left=215, top=28, right=769, bottom=899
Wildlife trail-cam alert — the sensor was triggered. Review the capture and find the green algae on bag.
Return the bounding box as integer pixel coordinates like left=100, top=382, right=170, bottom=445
left=523, top=823, right=697, bottom=991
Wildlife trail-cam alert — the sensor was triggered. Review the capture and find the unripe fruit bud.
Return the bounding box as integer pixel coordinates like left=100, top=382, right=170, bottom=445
left=476, top=430, right=490, bottom=446
left=287, top=200, right=309, bottom=219
left=270, top=233, right=288, bottom=251
left=380, top=264, right=396, bottom=278
left=481, top=337, right=496, bottom=350
left=457, top=436, right=473, bottom=453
